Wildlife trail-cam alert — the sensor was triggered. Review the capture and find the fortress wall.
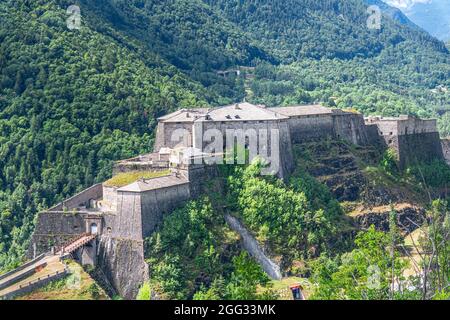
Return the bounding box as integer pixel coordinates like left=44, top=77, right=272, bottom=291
left=49, top=184, right=103, bottom=211
left=333, top=113, right=369, bottom=145
left=114, top=192, right=142, bottom=241
left=113, top=163, right=167, bottom=175
left=366, top=124, right=384, bottom=146
left=278, top=120, right=295, bottom=178
left=97, top=183, right=191, bottom=299
left=140, top=183, right=191, bottom=238
left=103, top=185, right=118, bottom=211
left=28, top=212, right=87, bottom=257
left=102, top=214, right=117, bottom=235
left=371, top=120, right=398, bottom=136
left=287, top=115, right=334, bottom=143
left=153, top=122, right=166, bottom=152
left=366, top=117, right=443, bottom=168
left=183, top=164, right=220, bottom=197
left=28, top=211, right=117, bottom=258
left=397, top=118, right=437, bottom=135
left=158, top=122, right=193, bottom=150
left=200, top=120, right=294, bottom=178
left=397, top=132, right=444, bottom=169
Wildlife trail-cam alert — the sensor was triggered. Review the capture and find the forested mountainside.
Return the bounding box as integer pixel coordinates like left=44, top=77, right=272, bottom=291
left=365, top=0, right=420, bottom=30
left=78, top=0, right=272, bottom=101
left=205, top=0, right=446, bottom=61
left=205, top=0, right=450, bottom=132
left=0, top=0, right=449, bottom=283
left=392, top=0, right=450, bottom=42
left=0, top=0, right=212, bottom=269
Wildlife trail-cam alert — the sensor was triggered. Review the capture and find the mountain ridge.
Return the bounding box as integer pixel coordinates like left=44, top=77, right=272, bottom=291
left=0, top=0, right=449, bottom=275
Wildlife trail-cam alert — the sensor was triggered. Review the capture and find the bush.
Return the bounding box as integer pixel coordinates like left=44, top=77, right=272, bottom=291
left=407, top=160, right=450, bottom=188
left=88, top=283, right=100, bottom=300
left=380, top=149, right=399, bottom=176
left=136, top=282, right=152, bottom=300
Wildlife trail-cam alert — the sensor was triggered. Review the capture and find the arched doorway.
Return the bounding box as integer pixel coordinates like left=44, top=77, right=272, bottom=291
left=90, top=223, right=98, bottom=235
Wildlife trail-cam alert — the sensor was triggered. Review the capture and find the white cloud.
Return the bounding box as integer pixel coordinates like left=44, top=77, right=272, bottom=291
left=384, top=0, right=432, bottom=10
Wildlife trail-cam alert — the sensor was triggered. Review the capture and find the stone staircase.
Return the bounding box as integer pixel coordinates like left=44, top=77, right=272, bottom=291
left=57, top=233, right=97, bottom=256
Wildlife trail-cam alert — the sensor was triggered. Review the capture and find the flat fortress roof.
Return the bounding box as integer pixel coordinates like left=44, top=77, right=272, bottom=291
left=158, top=108, right=210, bottom=123
left=158, top=103, right=354, bottom=123
left=205, top=102, right=288, bottom=121
left=268, top=105, right=333, bottom=116
left=117, top=174, right=189, bottom=192
left=159, top=103, right=289, bottom=123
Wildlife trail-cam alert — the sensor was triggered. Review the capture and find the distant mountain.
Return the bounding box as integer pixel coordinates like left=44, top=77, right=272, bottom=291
left=384, top=0, right=450, bottom=41
left=365, top=0, right=420, bottom=29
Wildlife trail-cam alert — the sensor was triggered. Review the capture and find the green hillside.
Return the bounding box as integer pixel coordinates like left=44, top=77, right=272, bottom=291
left=1, top=0, right=449, bottom=278
left=0, top=0, right=212, bottom=270
left=205, top=0, right=450, bottom=132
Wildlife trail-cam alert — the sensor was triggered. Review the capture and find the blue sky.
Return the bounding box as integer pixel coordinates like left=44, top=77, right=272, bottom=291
left=384, top=1, right=432, bottom=10
left=384, top=0, right=450, bottom=41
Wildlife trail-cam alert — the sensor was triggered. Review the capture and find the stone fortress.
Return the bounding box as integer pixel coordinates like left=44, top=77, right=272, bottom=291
left=27, top=102, right=448, bottom=299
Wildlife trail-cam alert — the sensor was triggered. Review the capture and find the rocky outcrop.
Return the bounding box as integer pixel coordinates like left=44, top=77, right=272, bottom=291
left=97, top=236, right=149, bottom=299
left=297, top=141, right=379, bottom=202
left=353, top=205, right=427, bottom=233
left=296, top=140, right=430, bottom=237
left=442, top=139, right=450, bottom=165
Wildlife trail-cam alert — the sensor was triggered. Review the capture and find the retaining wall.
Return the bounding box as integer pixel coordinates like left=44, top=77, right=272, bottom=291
left=49, top=184, right=103, bottom=211
left=0, top=268, right=68, bottom=300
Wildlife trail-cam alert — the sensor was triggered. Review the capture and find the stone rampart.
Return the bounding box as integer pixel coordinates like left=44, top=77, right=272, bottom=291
left=50, top=184, right=103, bottom=211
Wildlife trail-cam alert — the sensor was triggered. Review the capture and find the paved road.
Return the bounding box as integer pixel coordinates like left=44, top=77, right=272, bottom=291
left=0, top=255, right=48, bottom=289
left=0, top=255, right=65, bottom=297
left=0, top=234, right=95, bottom=298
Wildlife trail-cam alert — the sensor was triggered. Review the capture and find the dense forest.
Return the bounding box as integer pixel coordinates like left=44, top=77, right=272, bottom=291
left=0, top=0, right=449, bottom=298
left=143, top=160, right=449, bottom=300
left=205, top=0, right=450, bottom=132
left=0, top=0, right=212, bottom=269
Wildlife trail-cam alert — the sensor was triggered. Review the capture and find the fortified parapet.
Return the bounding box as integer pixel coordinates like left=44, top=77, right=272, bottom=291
left=365, top=115, right=444, bottom=168
left=269, top=105, right=370, bottom=146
